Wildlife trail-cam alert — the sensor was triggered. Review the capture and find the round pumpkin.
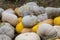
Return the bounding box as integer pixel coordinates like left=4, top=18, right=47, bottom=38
left=0, top=34, right=12, bottom=40
left=21, top=28, right=32, bottom=33
left=22, top=15, right=38, bottom=28
left=37, top=23, right=57, bottom=40
left=2, top=12, right=18, bottom=26
left=54, top=26, right=60, bottom=38
left=16, top=22, right=24, bottom=33
left=0, top=22, right=15, bottom=38
left=54, top=16, right=60, bottom=26
left=15, top=32, right=41, bottom=40
left=32, top=23, right=40, bottom=32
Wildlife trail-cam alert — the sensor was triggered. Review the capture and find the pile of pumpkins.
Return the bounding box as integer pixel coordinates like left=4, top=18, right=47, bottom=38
left=0, top=2, right=60, bottom=40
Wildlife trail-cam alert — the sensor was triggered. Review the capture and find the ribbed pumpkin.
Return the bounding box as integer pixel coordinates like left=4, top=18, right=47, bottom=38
left=0, top=22, right=15, bottom=38
left=37, top=23, right=57, bottom=40
left=22, top=15, right=38, bottom=28
left=15, top=32, right=41, bottom=40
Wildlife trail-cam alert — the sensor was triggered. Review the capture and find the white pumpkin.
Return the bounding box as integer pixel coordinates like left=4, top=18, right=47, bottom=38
left=0, top=22, right=15, bottom=38
left=22, top=15, right=38, bottom=27
left=37, top=13, right=48, bottom=22
left=45, top=7, right=57, bottom=18
left=54, top=26, right=60, bottom=38
left=15, top=32, right=41, bottom=40
left=0, top=8, right=4, bottom=18
left=0, top=34, right=12, bottom=40
left=2, top=12, right=18, bottom=26
left=37, top=23, right=57, bottom=40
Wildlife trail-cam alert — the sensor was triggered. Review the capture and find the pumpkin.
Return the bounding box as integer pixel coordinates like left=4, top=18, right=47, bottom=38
left=32, top=23, right=40, bottom=32
left=18, top=17, right=22, bottom=23
left=22, top=15, right=38, bottom=28
left=0, top=22, right=15, bottom=38
left=2, top=12, right=18, bottom=26
left=15, top=32, right=41, bottom=40
left=41, top=19, right=53, bottom=25
left=45, top=7, right=57, bottom=18
left=37, top=23, right=57, bottom=40
left=0, top=34, right=12, bottom=40
left=37, top=13, right=48, bottom=22
left=54, top=16, right=60, bottom=26
left=16, top=22, right=24, bottom=33
left=0, top=8, right=4, bottom=18
left=54, top=26, right=60, bottom=38
left=21, top=28, right=32, bottom=33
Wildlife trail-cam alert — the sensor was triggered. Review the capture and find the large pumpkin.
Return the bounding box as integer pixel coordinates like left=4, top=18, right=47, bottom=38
left=15, top=32, right=41, bottom=40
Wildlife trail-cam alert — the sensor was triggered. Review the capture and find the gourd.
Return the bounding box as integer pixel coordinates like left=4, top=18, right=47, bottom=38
left=37, top=13, right=48, bottom=22
left=54, top=26, right=60, bottom=38
left=45, top=7, right=57, bottom=18
left=15, top=32, right=41, bottom=40
left=21, top=28, right=32, bottom=33
left=22, top=15, right=38, bottom=28
left=54, top=16, right=60, bottom=26
left=37, top=23, right=57, bottom=40
left=0, top=34, right=12, bottom=40
left=32, top=23, right=40, bottom=32
left=2, top=11, right=18, bottom=26
left=0, top=22, right=15, bottom=38
left=0, top=8, right=4, bottom=18
left=16, top=22, right=24, bottom=33
left=18, top=17, right=22, bottom=23
left=41, top=19, right=53, bottom=25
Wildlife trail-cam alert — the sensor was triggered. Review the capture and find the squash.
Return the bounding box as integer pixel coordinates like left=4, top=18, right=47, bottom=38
left=18, top=17, right=22, bottom=23
left=54, top=26, right=60, bottom=38
left=54, top=16, right=60, bottom=26
left=0, top=22, right=15, bottom=38
left=15, top=32, right=41, bottom=40
left=37, top=23, right=57, bottom=40
left=21, top=28, right=32, bottom=33
left=22, top=15, right=38, bottom=28
left=41, top=19, right=53, bottom=25
left=2, top=12, right=18, bottom=26
left=37, top=13, right=48, bottom=22
left=16, top=22, right=24, bottom=33
left=0, top=8, right=4, bottom=18
left=32, top=23, right=40, bottom=32
left=0, top=34, right=12, bottom=40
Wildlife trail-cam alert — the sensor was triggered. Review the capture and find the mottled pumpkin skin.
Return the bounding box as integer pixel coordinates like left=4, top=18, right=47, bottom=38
left=15, top=32, right=41, bottom=40
left=37, top=23, right=57, bottom=40
left=0, top=34, right=12, bottom=40
left=0, top=22, right=15, bottom=38
left=22, top=15, right=38, bottom=28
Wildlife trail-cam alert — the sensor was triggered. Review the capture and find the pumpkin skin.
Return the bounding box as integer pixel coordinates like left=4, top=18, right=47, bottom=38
left=16, top=22, right=24, bottom=33
left=37, top=13, right=48, bottom=22
left=0, top=34, right=12, bottom=40
left=2, top=12, right=18, bottom=26
left=0, top=22, right=15, bottom=38
left=0, top=8, right=4, bottom=18
left=21, top=28, right=32, bottom=33
left=32, top=23, right=40, bottom=32
left=45, top=7, right=57, bottom=18
left=54, top=16, right=60, bottom=26
left=15, top=32, right=41, bottom=40
left=41, top=19, right=53, bottom=25
left=37, top=23, right=57, bottom=40
left=22, top=15, right=38, bottom=28
left=54, top=26, right=60, bottom=38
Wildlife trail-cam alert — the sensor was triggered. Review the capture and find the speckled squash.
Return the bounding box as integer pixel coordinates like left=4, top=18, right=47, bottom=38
left=22, top=15, right=38, bottom=28
left=15, top=32, right=41, bottom=40
left=37, top=23, right=57, bottom=40
left=0, top=22, right=15, bottom=38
